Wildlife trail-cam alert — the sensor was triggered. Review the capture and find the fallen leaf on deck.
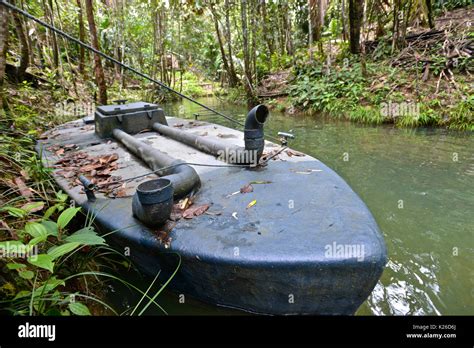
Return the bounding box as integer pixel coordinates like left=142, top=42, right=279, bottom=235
left=180, top=197, right=191, bottom=210
left=291, top=168, right=322, bottom=174
left=240, top=183, right=254, bottom=193
left=286, top=149, right=305, bottom=157
left=173, top=123, right=184, bottom=128
left=249, top=180, right=272, bottom=185
left=217, top=133, right=236, bottom=138
left=114, top=188, right=133, bottom=198
left=155, top=230, right=172, bottom=249
left=183, top=204, right=210, bottom=219
left=205, top=211, right=222, bottom=216
left=55, top=148, right=65, bottom=156
left=232, top=212, right=238, bottom=220
left=246, top=200, right=257, bottom=209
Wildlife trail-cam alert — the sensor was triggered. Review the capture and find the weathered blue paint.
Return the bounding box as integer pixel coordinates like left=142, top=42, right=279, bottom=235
left=37, top=117, right=387, bottom=315
left=81, top=159, right=386, bottom=315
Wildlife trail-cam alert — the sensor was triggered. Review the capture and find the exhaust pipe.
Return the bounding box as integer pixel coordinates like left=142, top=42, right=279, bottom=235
left=152, top=104, right=269, bottom=164
left=112, top=128, right=201, bottom=199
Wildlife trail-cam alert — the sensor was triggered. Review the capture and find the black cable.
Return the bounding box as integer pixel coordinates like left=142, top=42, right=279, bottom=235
left=0, top=0, right=244, bottom=127
left=1, top=0, right=286, bottom=145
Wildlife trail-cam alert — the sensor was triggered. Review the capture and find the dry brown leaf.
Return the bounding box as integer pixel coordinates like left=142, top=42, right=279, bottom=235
left=217, top=133, right=236, bottom=138
left=183, top=204, right=210, bottom=219
left=240, top=183, right=254, bottom=194
left=14, top=177, right=33, bottom=199
left=286, top=149, right=305, bottom=157
left=55, top=148, right=65, bottom=156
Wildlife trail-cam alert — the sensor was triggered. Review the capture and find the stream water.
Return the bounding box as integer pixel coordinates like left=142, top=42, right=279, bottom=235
left=111, top=97, right=473, bottom=315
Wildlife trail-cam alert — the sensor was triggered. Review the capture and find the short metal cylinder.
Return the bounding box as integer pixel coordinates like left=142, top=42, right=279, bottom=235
left=132, top=179, right=174, bottom=227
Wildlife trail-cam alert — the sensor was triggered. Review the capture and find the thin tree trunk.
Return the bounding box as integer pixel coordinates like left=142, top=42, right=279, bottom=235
left=85, top=0, right=107, bottom=105
left=260, top=0, right=274, bottom=62
left=46, top=0, right=59, bottom=69
left=224, top=0, right=238, bottom=87
left=348, top=0, right=364, bottom=54
left=341, top=0, right=348, bottom=41
left=391, top=0, right=401, bottom=53
left=426, top=0, right=434, bottom=29
left=210, top=4, right=233, bottom=87
left=240, top=0, right=253, bottom=98
left=76, top=0, right=86, bottom=76
left=0, top=5, right=9, bottom=110
left=308, top=0, right=313, bottom=61
left=12, top=0, right=29, bottom=81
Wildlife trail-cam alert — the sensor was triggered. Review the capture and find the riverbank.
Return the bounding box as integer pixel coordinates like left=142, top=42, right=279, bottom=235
left=255, top=7, right=473, bottom=131
left=0, top=80, right=170, bottom=316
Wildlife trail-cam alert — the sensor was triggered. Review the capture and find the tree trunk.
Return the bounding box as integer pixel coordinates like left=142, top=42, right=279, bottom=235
left=210, top=4, right=233, bottom=87
left=240, top=0, right=253, bottom=98
left=0, top=5, right=9, bottom=110
left=260, top=0, right=274, bottom=62
left=426, top=0, right=434, bottom=29
left=348, top=0, right=364, bottom=54
left=76, top=0, right=86, bottom=76
left=12, top=0, right=30, bottom=82
left=224, top=0, right=238, bottom=87
left=46, top=0, right=59, bottom=69
left=391, top=0, right=401, bottom=52
left=85, top=0, right=107, bottom=105
left=341, top=0, right=348, bottom=41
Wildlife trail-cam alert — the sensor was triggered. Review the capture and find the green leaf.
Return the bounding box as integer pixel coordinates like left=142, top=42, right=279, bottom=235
left=0, top=206, right=27, bottom=218
left=47, top=242, right=81, bottom=260
left=68, top=302, right=91, bottom=316
left=57, top=207, right=81, bottom=229
left=22, top=201, right=44, bottom=213
left=43, top=205, right=58, bottom=220
left=65, top=229, right=105, bottom=246
left=7, top=262, right=26, bottom=270
left=41, top=220, right=58, bottom=237
left=25, top=222, right=48, bottom=238
left=34, top=277, right=65, bottom=295
left=19, top=270, right=34, bottom=280
left=14, top=290, right=31, bottom=300
left=28, top=254, right=54, bottom=273
left=28, top=235, right=48, bottom=246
